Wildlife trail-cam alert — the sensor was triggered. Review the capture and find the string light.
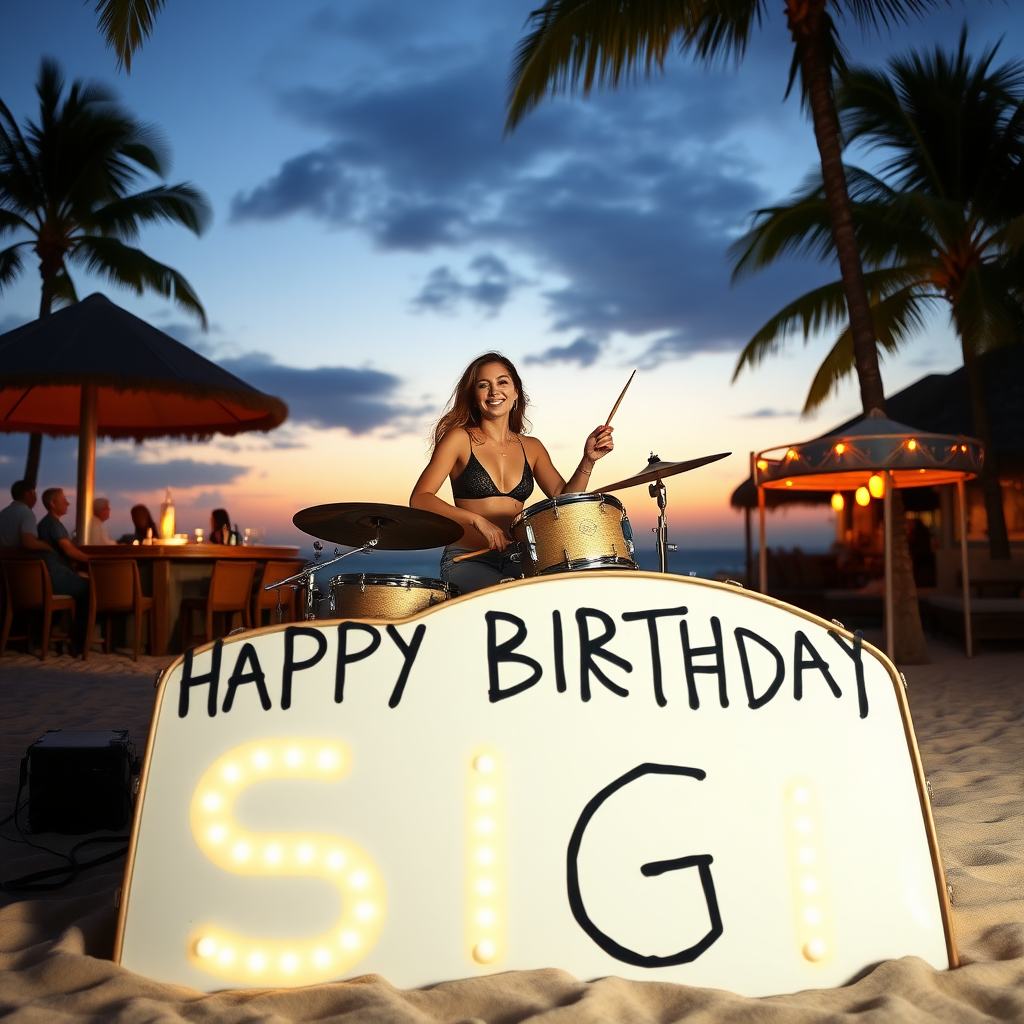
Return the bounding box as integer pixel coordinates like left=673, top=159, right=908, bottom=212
left=834, top=443, right=846, bottom=455
left=785, top=779, right=833, bottom=965
left=906, top=439, right=918, bottom=451
left=830, top=493, right=845, bottom=512
left=467, top=750, right=505, bottom=967
left=756, top=459, right=768, bottom=471
left=855, top=486, right=871, bottom=507
left=868, top=474, right=885, bottom=499
left=188, top=738, right=386, bottom=987
left=786, top=448, right=798, bottom=460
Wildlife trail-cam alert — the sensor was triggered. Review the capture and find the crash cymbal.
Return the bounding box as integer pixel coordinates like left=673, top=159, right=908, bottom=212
left=292, top=503, right=463, bottom=550
left=598, top=452, right=731, bottom=493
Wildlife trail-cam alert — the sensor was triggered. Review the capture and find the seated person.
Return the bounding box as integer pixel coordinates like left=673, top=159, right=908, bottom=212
left=210, top=508, right=232, bottom=545
left=0, top=480, right=51, bottom=553
left=119, top=504, right=159, bottom=544
left=91, top=497, right=118, bottom=545
left=37, top=487, right=90, bottom=653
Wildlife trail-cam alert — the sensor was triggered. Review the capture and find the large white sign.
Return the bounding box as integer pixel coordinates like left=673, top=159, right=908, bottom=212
left=115, top=573, right=954, bottom=996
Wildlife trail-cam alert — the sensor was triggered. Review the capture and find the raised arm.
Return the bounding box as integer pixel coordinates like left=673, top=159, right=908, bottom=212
left=529, top=425, right=614, bottom=497
left=410, top=431, right=508, bottom=550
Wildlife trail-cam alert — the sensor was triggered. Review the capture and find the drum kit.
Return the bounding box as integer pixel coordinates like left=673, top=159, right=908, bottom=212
left=264, top=451, right=729, bottom=622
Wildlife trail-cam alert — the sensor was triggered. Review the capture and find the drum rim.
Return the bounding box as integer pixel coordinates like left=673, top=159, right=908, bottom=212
left=328, top=573, right=450, bottom=591
left=535, top=555, right=638, bottom=575
left=511, top=491, right=625, bottom=527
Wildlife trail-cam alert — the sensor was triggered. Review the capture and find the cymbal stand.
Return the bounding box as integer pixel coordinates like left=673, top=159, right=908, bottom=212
left=264, top=520, right=383, bottom=622
left=648, top=478, right=677, bottom=573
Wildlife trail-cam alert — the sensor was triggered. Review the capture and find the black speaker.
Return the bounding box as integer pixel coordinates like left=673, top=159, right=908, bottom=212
left=25, top=730, right=136, bottom=834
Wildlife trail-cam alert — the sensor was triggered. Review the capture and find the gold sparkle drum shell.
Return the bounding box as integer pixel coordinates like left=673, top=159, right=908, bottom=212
left=327, top=573, right=456, bottom=620
left=511, top=492, right=637, bottom=576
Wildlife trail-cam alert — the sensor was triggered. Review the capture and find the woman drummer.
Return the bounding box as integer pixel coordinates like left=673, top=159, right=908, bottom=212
left=410, top=352, right=613, bottom=593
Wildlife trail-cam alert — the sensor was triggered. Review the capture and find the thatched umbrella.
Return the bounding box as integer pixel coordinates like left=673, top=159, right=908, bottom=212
left=0, top=293, right=288, bottom=542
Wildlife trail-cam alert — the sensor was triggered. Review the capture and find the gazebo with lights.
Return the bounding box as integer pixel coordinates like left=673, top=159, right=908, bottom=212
left=754, top=413, right=983, bottom=657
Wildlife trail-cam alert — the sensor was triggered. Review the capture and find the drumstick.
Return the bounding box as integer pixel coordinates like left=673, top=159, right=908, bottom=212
left=453, top=547, right=493, bottom=563
left=604, top=369, right=636, bottom=426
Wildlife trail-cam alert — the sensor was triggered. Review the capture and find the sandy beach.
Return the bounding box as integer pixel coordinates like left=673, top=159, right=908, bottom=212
left=1, top=635, right=1022, bottom=1022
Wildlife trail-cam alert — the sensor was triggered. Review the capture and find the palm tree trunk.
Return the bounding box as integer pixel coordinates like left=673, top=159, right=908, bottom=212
left=962, top=343, right=1010, bottom=559
left=24, top=265, right=58, bottom=486
left=789, top=5, right=886, bottom=415
left=789, top=5, right=928, bottom=663
left=23, top=433, right=43, bottom=488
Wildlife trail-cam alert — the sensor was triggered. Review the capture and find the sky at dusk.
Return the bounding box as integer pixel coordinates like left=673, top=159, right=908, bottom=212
left=2, top=0, right=1022, bottom=562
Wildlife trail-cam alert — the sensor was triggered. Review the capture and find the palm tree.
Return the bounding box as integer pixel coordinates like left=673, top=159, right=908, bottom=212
left=505, top=0, right=944, bottom=662
left=0, top=57, right=211, bottom=484
left=505, top=0, right=944, bottom=420
left=731, top=32, right=1024, bottom=559
left=94, top=0, right=166, bottom=73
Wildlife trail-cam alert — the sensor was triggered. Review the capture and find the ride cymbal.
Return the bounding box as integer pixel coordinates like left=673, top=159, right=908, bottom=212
left=598, top=452, right=731, bottom=493
left=292, top=502, right=463, bottom=550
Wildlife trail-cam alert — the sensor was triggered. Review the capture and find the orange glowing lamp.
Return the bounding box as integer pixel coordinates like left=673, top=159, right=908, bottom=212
left=868, top=474, right=885, bottom=499
left=855, top=486, right=871, bottom=507
left=830, top=493, right=845, bottom=512
left=834, top=443, right=846, bottom=455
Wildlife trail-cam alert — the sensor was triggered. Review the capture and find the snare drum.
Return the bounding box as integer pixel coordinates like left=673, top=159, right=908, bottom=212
left=511, top=492, right=637, bottom=576
left=327, top=573, right=456, bottom=620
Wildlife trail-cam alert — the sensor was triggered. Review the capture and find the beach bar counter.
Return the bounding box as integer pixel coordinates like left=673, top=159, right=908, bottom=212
left=80, top=542, right=301, bottom=655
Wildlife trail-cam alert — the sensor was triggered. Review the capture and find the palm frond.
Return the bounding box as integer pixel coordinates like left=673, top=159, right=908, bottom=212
left=93, top=0, right=167, bottom=73
left=70, top=235, right=207, bottom=327
left=731, top=278, right=852, bottom=380
left=90, top=183, right=213, bottom=238
left=0, top=206, right=33, bottom=236
left=0, top=243, right=27, bottom=291
left=506, top=0, right=691, bottom=133
left=802, top=284, right=933, bottom=412
left=52, top=266, right=79, bottom=307
left=950, top=261, right=1024, bottom=355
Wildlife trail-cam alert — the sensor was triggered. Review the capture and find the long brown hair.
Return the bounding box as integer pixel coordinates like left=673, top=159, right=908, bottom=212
left=432, top=352, right=531, bottom=447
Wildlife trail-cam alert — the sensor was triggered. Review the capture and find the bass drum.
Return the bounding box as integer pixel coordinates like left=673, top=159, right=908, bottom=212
left=327, top=573, right=456, bottom=620
left=511, top=492, right=638, bottom=576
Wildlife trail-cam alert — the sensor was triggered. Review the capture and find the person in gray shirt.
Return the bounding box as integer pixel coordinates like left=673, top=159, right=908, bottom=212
left=36, top=487, right=90, bottom=653
left=0, top=480, right=51, bottom=553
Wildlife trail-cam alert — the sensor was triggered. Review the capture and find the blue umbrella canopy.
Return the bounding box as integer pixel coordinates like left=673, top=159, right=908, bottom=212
left=0, top=293, right=287, bottom=440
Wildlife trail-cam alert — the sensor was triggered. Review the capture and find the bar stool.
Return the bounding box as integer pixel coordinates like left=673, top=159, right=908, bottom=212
left=85, top=560, right=155, bottom=662
left=180, top=560, right=257, bottom=649
left=253, top=559, right=306, bottom=626
left=1, top=559, right=76, bottom=660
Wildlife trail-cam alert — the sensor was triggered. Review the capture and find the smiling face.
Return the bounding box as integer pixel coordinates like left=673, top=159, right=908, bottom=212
left=474, top=361, right=518, bottom=424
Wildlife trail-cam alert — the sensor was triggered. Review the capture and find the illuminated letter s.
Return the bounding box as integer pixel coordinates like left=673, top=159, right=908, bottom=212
left=188, top=738, right=385, bottom=986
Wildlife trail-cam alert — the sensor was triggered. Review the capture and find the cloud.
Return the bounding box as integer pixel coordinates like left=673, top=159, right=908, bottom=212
left=231, top=7, right=828, bottom=364
left=738, top=408, right=800, bottom=419
left=411, top=254, right=525, bottom=315
left=526, top=337, right=601, bottom=368
left=136, top=322, right=417, bottom=435
left=216, top=353, right=415, bottom=433
left=0, top=434, right=247, bottom=495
